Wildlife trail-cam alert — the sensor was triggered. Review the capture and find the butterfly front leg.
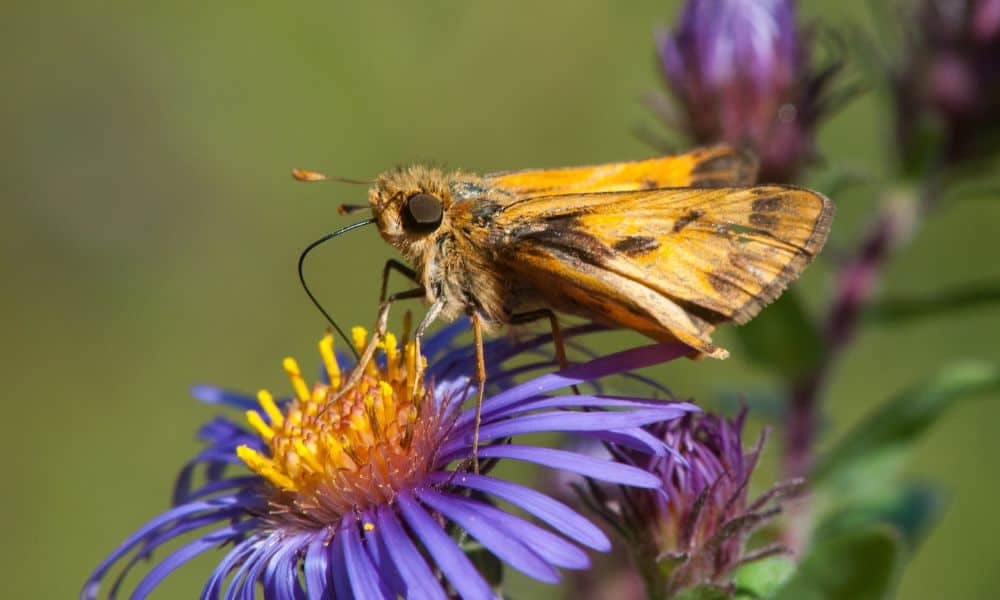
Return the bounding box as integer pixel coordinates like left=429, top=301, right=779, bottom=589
left=380, top=259, right=418, bottom=303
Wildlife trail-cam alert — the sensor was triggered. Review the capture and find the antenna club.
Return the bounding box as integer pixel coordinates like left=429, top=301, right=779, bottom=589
left=292, top=168, right=328, bottom=182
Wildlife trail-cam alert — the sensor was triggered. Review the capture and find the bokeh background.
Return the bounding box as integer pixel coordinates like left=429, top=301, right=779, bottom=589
left=4, top=1, right=999, bottom=598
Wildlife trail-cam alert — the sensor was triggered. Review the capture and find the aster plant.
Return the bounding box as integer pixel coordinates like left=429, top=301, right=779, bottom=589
left=578, top=411, right=800, bottom=599
left=83, top=322, right=700, bottom=599
left=892, top=0, right=1000, bottom=169
left=655, top=0, right=849, bottom=182
left=638, top=1, right=1000, bottom=599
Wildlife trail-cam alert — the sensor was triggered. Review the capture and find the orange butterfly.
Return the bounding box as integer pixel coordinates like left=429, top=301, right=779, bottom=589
left=296, top=145, right=833, bottom=465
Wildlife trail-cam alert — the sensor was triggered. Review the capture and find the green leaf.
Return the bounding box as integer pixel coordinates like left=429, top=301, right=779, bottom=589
left=814, top=482, right=944, bottom=551
left=673, top=584, right=731, bottom=600
left=734, top=556, right=797, bottom=598
left=867, top=281, right=1000, bottom=325
left=772, top=525, right=902, bottom=600
left=811, top=362, right=1000, bottom=484
left=734, top=290, right=824, bottom=377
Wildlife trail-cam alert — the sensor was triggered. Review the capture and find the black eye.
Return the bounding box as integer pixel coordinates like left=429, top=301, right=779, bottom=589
left=402, top=193, right=444, bottom=232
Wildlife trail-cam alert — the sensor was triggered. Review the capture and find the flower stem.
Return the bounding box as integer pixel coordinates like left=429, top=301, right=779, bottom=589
left=782, top=184, right=929, bottom=550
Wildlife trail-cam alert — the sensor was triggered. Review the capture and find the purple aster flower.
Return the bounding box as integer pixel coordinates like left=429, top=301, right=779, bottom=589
left=83, top=321, right=698, bottom=599
left=579, top=409, right=801, bottom=598
left=894, top=0, right=1000, bottom=166
left=657, top=0, right=846, bottom=182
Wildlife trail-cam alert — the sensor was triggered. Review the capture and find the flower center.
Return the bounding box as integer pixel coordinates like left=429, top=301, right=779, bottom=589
left=237, top=327, right=442, bottom=527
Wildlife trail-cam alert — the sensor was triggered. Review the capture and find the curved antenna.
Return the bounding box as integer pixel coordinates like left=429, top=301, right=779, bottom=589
left=298, top=218, right=377, bottom=360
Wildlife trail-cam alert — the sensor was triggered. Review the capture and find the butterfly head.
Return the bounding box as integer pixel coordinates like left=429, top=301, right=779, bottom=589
left=367, top=166, right=456, bottom=263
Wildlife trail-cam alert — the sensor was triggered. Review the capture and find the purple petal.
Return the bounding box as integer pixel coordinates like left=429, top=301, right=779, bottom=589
left=232, top=535, right=282, bottom=600
left=375, top=505, right=449, bottom=600
left=328, top=523, right=353, bottom=600
left=396, top=491, right=494, bottom=600
left=426, top=471, right=609, bottom=551
left=415, top=488, right=560, bottom=583
left=263, top=534, right=308, bottom=600
left=108, top=509, right=244, bottom=597
left=304, top=534, right=331, bottom=599
left=459, top=343, right=690, bottom=429
left=341, top=517, right=392, bottom=599
left=362, top=508, right=407, bottom=598
left=190, top=385, right=258, bottom=410
left=203, top=537, right=259, bottom=600
left=585, top=428, right=668, bottom=456
left=82, top=496, right=244, bottom=595
left=445, top=408, right=693, bottom=456
left=429, top=489, right=588, bottom=570
left=467, top=444, right=661, bottom=488
left=484, top=394, right=699, bottom=418
left=128, top=523, right=245, bottom=599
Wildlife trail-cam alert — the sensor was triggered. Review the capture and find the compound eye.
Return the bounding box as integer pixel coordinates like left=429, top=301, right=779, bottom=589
left=402, top=193, right=444, bottom=232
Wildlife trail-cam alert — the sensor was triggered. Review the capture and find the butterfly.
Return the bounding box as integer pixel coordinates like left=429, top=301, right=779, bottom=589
left=296, top=144, right=833, bottom=466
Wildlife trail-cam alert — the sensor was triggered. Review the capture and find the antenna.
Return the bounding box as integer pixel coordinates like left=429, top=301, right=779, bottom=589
left=292, top=168, right=374, bottom=185
left=297, top=219, right=376, bottom=360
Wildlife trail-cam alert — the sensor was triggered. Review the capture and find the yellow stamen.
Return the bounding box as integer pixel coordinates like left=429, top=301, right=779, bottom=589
left=318, top=333, right=341, bottom=388
left=257, top=390, right=284, bottom=428
left=294, top=439, right=325, bottom=474
left=352, top=327, right=367, bottom=355
left=237, top=445, right=296, bottom=491
left=384, top=333, right=399, bottom=380
left=235, top=328, right=436, bottom=521
left=245, top=410, right=275, bottom=441
left=283, top=357, right=310, bottom=402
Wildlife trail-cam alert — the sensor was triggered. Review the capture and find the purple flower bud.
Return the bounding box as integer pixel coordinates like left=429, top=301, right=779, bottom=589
left=657, top=0, right=842, bottom=182
left=896, top=0, right=1000, bottom=165
left=581, top=410, right=801, bottom=597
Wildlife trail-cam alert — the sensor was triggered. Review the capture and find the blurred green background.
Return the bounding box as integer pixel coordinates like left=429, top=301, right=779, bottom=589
left=4, top=1, right=999, bottom=598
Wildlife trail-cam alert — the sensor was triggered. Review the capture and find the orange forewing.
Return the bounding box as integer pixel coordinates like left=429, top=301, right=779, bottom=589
left=495, top=186, right=832, bottom=357
left=485, top=145, right=757, bottom=196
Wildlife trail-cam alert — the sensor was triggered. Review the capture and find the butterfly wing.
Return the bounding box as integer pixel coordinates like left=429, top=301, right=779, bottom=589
left=495, top=186, right=833, bottom=357
left=484, top=145, right=758, bottom=196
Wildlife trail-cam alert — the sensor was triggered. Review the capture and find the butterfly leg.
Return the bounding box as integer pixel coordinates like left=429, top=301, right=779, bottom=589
left=410, top=299, right=444, bottom=399
left=509, top=309, right=579, bottom=394
left=334, top=287, right=425, bottom=403
left=337, top=259, right=421, bottom=396
left=509, top=309, right=571, bottom=370
left=380, top=259, right=418, bottom=302
left=470, top=312, right=487, bottom=474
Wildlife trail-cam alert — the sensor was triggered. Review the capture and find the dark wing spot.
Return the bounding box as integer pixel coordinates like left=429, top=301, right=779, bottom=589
left=728, top=252, right=751, bottom=271
left=612, top=236, right=660, bottom=257
left=749, top=213, right=780, bottom=230
left=708, top=271, right=743, bottom=301
left=673, top=209, right=705, bottom=233
left=752, top=195, right=786, bottom=212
